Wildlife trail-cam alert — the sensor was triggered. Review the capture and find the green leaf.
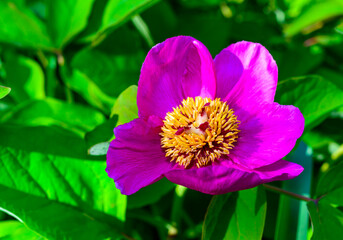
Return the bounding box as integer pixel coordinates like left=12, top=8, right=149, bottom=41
left=62, top=68, right=116, bottom=115
left=111, top=85, right=138, bottom=125
left=0, top=85, right=11, bottom=99
left=1, top=98, right=106, bottom=136
left=85, top=115, right=118, bottom=148
left=307, top=201, right=343, bottom=240
left=128, top=178, right=175, bottom=209
left=46, top=0, right=95, bottom=49
left=315, top=161, right=343, bottom=198
left=0, top=220, right=42, bottom=240
left=275, top=76, right=343, bottom=129
left=284, top=0, right=343, bottom=37
left=0, top=185, right=123, bottom=239
left=71, top=48, right=144, bottom=98
left=0, top=1, right=52, bottom=50
left=97, top=0, right=159, bottom=39
left=202, top=187, right=266, bottom=240
left=0, top=146, right=127, bottom=238
left=0, top=124, right=89, bottom=159
left=3, top=54, right=45, bottom=102
left=317, top=68, right=343, bottom=91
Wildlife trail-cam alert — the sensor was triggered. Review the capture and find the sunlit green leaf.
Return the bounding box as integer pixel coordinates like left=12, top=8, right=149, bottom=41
left=202, top=187, right=266, bottom=240
left=0, top=146, right=126, bottom=238
left=0, top=85, right=11, bottom=99
left=46, top=0, right=95, bottom=48
left=284, top=0, right=343, bottom=37
left=111, top=85, right=138, bottom=125
left=98, top=0, right=159, bottom=38
left=0, top=1, right=52, bottom=50
left=0, top=220, right=41, bottom=240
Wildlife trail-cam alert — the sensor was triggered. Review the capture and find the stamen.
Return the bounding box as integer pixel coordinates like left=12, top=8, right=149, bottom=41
left=160, top=97, right=240, bottom=168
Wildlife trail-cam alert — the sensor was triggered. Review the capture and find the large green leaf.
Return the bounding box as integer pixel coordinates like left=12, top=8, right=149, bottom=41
left=71, top=48, right=144, bottom=98
left=110, top=85, right=138, bottom=125
left=275, top=76, right=343, bottom=129
left=1, top=98, right=105, bottom=136
left=0, top=1, right=52, bottom=50
left=62, top=69, right=115, bottom=115
left=284, top=0, right=343, bottom=37
left=46, top=0, right=95, bottom=49
left=0, top=124, right=89, bottom=159
left=307, top=201, right=343, bottom=240
left=0, top=85, right=11, bottom=99
left=0, top=146, right=126, bottom=239
left=3, top=54, right=45, bottom=102
left=97, top=0, right=159, bottom=39
left=0, top=220, right=42, bottom=240
left=202, top=187, right=266, bottom=240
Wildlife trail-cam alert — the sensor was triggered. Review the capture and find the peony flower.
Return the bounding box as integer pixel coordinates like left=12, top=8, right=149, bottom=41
left=106, top=36, right=304, bottom=195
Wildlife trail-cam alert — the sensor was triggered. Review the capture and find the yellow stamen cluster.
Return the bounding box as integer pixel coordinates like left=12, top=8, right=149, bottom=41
left=160, top=97, right=240, bottom=168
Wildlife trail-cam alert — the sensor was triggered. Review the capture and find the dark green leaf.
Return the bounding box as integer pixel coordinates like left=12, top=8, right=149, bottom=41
left=128, top=178, right=175, bottom=209
left=3, top=54, right=45, bottom=102
left=307, top=201, right=343, bottom=240
left=1, top=98, right=106, bottom=135
left=0, top=85, right=11, bottom=99
left=46, top=0, right=95, bottom=48
left=315, top=161, right=343, bottom=198
left=0, top=220, right=41, bottom=240
left=202, top=187, right=266, bottom=240
left=275, top=76, right=343, bottom=129
left=85, top=115, right=118, bottom=148
left=0, top=1, right=52, bottom=50
left=0, top=124, right=89, bottom=159
left=110, top=85, right=138, bottom=125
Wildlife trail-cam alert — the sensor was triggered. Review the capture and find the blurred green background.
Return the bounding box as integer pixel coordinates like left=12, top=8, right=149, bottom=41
left=1, top=0, right=343, bottom=239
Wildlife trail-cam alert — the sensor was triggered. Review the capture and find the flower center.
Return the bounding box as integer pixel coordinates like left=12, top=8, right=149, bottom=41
left=160, top=97, right=240, bottom=168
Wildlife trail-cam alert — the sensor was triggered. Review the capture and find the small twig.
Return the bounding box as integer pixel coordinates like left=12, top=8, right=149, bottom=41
left=263, top=184, right=315, bottom=202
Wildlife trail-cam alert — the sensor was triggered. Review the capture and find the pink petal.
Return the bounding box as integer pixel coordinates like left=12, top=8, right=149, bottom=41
left=137, top=36, right=216, bottom=119
left=231, top=103, right=305, bottom=169
left=164, top=159, right=303, bottom=195
left=106, top=116, right=172, bottom=195
left=213, top=49, right=244, bottom=99
left=219, top=41, right=278, bottom=115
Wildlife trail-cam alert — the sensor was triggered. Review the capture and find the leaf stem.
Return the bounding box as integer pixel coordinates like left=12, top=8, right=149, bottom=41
left=263, top=184, right=315, bottom=202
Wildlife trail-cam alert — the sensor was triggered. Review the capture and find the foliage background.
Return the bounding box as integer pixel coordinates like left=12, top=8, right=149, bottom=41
left=1, top=0, right=343, bottom=239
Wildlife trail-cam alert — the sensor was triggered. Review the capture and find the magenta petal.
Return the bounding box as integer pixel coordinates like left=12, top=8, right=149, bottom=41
left=137, top=36, right=216, bottom=119
left=214, top=49, right=244, bottom=99
left=164, top=159, right=303, bottom=195
left=106, top=117, right=172, bottom=195
left=231, top=103, right=305, bottom=169
left=221, top=41, right=278, bottom=114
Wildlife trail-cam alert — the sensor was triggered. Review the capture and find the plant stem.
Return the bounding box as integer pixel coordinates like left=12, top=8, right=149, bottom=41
left=263, top=184, right=315, bottom=202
